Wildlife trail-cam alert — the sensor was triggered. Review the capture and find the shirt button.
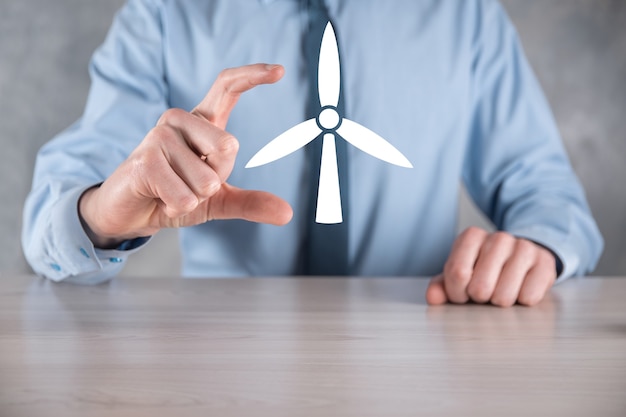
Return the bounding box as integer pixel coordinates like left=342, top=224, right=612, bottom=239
left=79, top=248, right=90, bottom=258
left=50, top=263, right=62, bottom=272
left=109, top=257, right=123, bottom=263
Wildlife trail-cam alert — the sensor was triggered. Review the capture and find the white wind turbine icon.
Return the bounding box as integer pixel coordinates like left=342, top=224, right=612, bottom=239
left=246, top=22, right=413, bottom=224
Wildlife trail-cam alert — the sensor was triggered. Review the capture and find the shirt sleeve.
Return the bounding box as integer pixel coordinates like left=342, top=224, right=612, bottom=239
left=462, top=0, right=603, bottom=281
left=22, top=0, right=168, bottom=283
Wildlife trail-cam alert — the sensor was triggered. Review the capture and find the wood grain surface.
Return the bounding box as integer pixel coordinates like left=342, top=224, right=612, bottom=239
left=1, top=275, right=625, bottom=417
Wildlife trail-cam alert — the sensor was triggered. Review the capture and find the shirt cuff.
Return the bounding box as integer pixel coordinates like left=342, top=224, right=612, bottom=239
left=508, top=226, right=580, bottom=284
left=43, top=185, right=151, bottom=284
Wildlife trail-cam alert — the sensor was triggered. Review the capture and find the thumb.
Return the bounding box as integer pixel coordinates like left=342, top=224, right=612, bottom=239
left=208, top=183, right=293, bottom=226
left=426, top=274, right=449, bottom=305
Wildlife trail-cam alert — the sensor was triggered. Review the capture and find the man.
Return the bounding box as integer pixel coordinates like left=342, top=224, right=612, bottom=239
left=22, top=0, right=603, bottom=307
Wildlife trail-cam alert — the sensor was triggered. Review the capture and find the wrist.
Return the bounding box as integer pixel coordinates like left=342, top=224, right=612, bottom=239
left=522, top=238, right=563, bottom=277
left=78, top=186, right=127, bottom=249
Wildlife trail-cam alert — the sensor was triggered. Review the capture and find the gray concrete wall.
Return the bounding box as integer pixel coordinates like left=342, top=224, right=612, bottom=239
left=1, top=0, right=624, bottom=276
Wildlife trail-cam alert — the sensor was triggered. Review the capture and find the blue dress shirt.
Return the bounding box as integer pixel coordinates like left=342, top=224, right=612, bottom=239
left=22, top=0, right=603, bottom=283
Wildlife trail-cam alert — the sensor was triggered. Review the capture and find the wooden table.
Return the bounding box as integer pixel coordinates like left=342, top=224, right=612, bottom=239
left=1, top=275, right=625, bottom=417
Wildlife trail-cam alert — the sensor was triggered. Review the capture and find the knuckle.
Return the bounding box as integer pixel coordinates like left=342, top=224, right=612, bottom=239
left=147, top=125, right=176, bottom=146
left=198, top=177, right=220, bottom=199
left=217, top=133, right=239, bottom=155
left=158, top=108, right=186, bottom=126
left=444, top=261, right=472, bottom=285
left=491, top=295, right=515, bottom=308
left=517, top=291, right=542, bottom=307
left=170, top=194, right=198, bottom=217
left=490, top=231, right=514, bottom=246
left=216, top=69, right=234, bottom=88
left=129, top=147, right=161, bottom=178
left=537, top=249, right=557, bottom=269
left=467, top=281, right=492, bottom=303
left=461, top=226, right=486, bottom=241
left=180, top=194, right=199, bottom=211
left=515, top=239, right=538, bottom=259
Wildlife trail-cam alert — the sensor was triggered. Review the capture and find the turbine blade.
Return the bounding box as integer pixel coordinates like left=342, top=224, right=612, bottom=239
left=318, top=22, right=341, bottom=108
left=245, top=119, right=321, bottom=168
left=337, top=119, right=413, bottom=168
left=316, top=133, right=343, bottom=224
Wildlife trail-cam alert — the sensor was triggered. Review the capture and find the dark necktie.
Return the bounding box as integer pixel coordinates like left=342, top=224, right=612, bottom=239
left=302, top=0, right=350, bottom=275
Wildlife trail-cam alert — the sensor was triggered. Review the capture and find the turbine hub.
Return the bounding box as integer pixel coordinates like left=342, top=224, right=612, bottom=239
left=317, top=106, right=341, bottom=131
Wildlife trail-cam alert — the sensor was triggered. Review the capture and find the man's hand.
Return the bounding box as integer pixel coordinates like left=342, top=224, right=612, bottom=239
left=426, top=227, right=557, bottom=307
left=79, top=64, right=293, bottom=248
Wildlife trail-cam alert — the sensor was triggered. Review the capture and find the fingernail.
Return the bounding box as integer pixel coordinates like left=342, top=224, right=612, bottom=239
left=265, top=64, right=280, bottom=71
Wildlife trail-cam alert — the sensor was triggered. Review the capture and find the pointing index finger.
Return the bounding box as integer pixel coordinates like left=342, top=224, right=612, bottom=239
left=193, top=63, right=284, bottom=129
